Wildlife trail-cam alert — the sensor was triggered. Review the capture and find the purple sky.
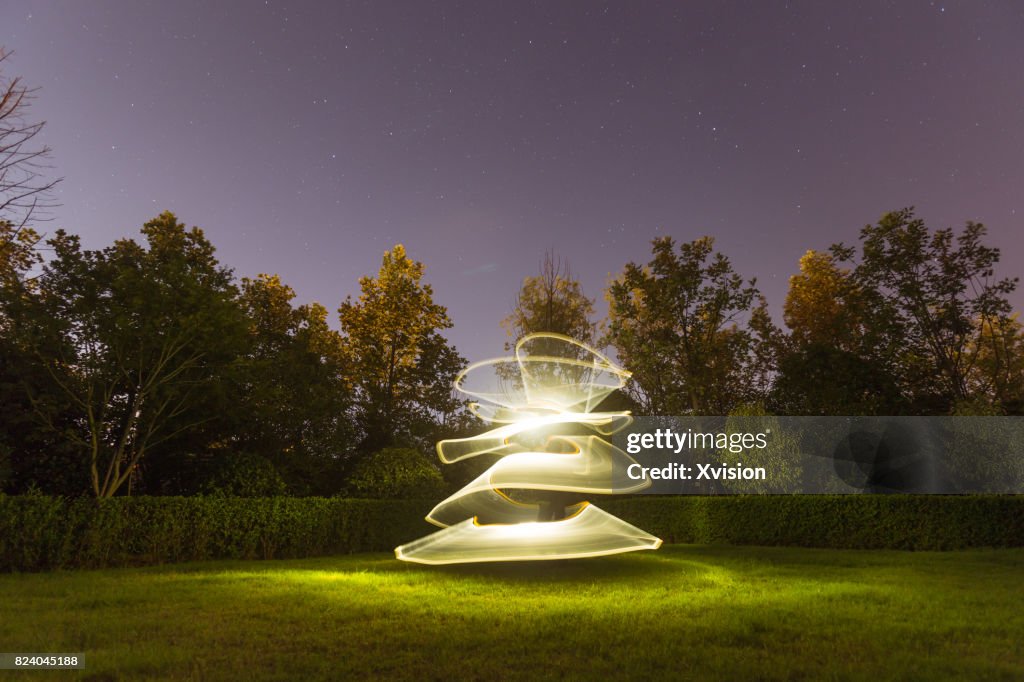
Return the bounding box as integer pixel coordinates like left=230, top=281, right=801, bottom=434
left=3, top=1, right=1022, bottom=362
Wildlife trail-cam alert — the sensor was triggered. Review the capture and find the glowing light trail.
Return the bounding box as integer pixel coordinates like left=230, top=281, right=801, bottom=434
left=395, top=333, right=662, bottom=564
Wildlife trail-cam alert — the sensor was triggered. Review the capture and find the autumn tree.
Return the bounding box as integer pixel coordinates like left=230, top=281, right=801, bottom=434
left=604, top=236, right=773, bottom=415
left=0, top=221, right=42, bottom=289
left=963, top=314, right=1024, bottom=414
left=339, top=244, right=467, bottom=455
left=784, top=250, right=865, bottom=350
left=14, top=212, right=246, bottom=497
left=232, top=274, right=354, bottom=494
left=502, top=250, right=596, bottom=347
left=772, top=249, right=903, bottom=415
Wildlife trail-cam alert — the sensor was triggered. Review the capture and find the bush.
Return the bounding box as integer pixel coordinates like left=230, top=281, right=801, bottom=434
left=200, top=453, right=288, bottom=497
left=0, top=495, right=432, bottom=572
left=347, top=447, right=447, bottom=499
left=603, top=495, right=1024, bottom=550
left=1, top=494, right=1021, bottom=572
left=0, top=442, right=10, bottom=491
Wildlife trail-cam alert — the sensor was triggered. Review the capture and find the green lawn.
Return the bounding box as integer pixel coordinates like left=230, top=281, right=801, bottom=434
left=1, top=546, right=1022, bottom=681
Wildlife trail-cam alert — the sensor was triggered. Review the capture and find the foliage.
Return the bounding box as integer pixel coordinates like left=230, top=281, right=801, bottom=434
left=721, top=404, right=803, bottom=494
left=1, top=222, right=87, bottom=494
left=603, top=495, right=1024, bottom=550
left=833, top=208, right=1019, bottom=413
left=234, top=274, right=354, bottom=495
left=773, top=210, right=1022, bottom=416
left=0, top=225, right=76, bottom=495
left=942, top=415, right=1024, bottom=493
left=773, top=249, right=904, bottom=415
left=0, top=442, right=9, bottom=490
left=0, top=52, right=58, bottom=452
left=0, top=494, right=431, bottom=571
left=604, top=236, right=776, bottom=415
left=346, top=447, right=446, bottom=499
left=9, top=212, right=248, bottom=497
left=2, top=494, right=1022, bottom=572
left=783, top=249, right=866, bottom=350
left=4, top=204, right=1023, bottom=499
left=964, top=314, right=1024, bottom=413
left=199, top=453, right=288, bottom=498
left=0, top=220, right=42, bottom=288
left=501, top=250, right=596, bottom=346
left=338, top=244, right=468, bottom=455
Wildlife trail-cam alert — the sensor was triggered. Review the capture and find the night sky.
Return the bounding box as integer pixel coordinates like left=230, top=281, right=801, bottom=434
left=3, top=1, right=1022, bottom=362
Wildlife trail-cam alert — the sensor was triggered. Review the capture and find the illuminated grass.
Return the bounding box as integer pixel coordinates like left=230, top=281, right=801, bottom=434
left=0, top=546, right=1022, bottom=680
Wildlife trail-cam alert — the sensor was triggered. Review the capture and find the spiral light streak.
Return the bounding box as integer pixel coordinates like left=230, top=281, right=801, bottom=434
left=395, top=333, right=662, bottom=565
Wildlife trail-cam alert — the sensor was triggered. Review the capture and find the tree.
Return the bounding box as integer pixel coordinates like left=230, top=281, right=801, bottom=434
left=233, top=273, right=354, bottom=495
left=0, top=220, right=42, bottom=288
left=0, top=51, right=70, bottom=492
left=834, top=208, right=1019, bottom=413
left=339, top=244, right=467, bottom=455
left=773, top=249, right=903, bottom=415
left=723, top=402, right=802, bottom=493
left=501, top=250, right=596, bottom=347
left=964, top=314, right=1024, bottom=414
left=604, top=236, right=768, bottom=415
left=784, top=250, right=866, bottom=351
left=0, top=48, right=60, bottom=232
left=0, top=220, right=84, bottom=494
left=16, top=212, right=246, bottom=497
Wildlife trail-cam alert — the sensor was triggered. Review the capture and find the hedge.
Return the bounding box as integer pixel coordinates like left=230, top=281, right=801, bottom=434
left=1, top=495, right=1022, bottom=572
left=0, top=495, right=432, bottom=572
left=602, top=495, right=1024, bottom=551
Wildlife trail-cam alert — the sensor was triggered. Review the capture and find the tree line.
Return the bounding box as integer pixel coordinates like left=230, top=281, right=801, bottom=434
left=604, top=211, right=1022, bottom=419
left=1, top=50, right=1020, bottom=498
left=0, top=215, right=476, bottom=497
left=3, top=207, right=1019, bottom=498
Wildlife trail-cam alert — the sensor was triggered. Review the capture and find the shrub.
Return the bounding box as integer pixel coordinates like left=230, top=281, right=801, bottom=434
left=347, top=447, right=447, bottom=499
left=603, top=495, right=1024, bottom=550
left=1, top=494, right=1021, bottom=572
left=0, top=442, right=10, bottom=490
left=200, top=453, right=288, bottom=497
left=0, top=495, right=431, bottom=572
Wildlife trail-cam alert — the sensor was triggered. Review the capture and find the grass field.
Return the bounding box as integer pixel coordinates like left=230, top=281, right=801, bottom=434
left=1, top=545, right=1022, bottom=681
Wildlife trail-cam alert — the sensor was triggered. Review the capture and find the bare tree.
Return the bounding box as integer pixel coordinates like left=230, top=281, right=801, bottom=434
left=0, top=48, right=61, bottom=233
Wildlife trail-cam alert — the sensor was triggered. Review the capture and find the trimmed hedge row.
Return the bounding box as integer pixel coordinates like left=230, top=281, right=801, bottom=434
left=0, top=495, right=431, bottom=572
left=1, top=495, right=1022, bottom=572
left=603, top=495, right=1024, bottom=551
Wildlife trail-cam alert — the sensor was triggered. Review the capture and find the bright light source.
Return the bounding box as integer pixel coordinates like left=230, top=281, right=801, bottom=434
left=396, top=333, right=661, bottom=564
